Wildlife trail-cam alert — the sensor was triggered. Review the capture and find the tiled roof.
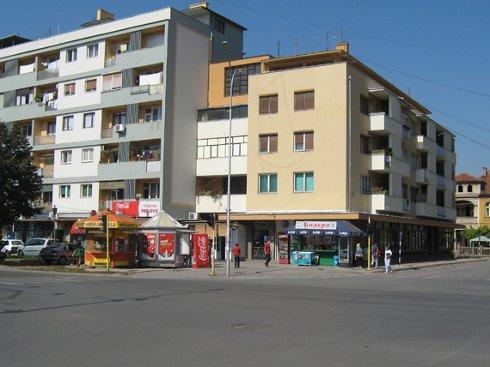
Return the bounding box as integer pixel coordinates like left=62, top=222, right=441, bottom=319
left=455, top=172, right=480, bottom=182
left=479, top=173, right=490, bottom=194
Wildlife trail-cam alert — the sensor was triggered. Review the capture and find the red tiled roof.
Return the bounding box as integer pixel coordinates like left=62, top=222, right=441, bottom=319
left=479, top=173, right=490, bottom=194
left=455, top=172, right=480, bottom=182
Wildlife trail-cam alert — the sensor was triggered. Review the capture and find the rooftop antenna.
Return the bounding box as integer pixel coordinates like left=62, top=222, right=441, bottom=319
left=293, top=37, right=298, bottom=55
left=276, top=40, right=280, bottom=57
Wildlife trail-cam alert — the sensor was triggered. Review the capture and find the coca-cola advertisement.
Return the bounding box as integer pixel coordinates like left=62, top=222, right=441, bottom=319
left=192, top=233, right=209, bottom=268
left=158, top=233, right=175, bottom=260
left=145, top=233, right=156, bottom=257
left=111, top=201, right=139, bottom=217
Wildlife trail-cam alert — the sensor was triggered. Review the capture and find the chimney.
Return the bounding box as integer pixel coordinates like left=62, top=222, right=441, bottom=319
left=335, top=41, right=350, bottom=53
left=96, top=9, right=114, bottom=21
left=189, top=2, right=209, bottom=10
left=484, top=167, right=488, bottom=177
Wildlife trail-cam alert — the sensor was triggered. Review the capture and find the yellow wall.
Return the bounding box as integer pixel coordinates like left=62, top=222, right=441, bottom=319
left=246, top=62, right=349, bottom=211
left=208, top=55, right=271, bottom=108
left=479, top=197, right=490, bottom=225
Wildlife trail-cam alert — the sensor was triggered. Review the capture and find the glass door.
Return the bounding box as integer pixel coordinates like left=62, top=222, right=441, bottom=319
left=338, top=237, right=350, bottom=264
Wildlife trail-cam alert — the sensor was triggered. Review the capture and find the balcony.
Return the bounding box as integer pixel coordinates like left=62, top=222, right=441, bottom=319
left=197, top=156, right=247, bottom=176
left=368, top=113, right=402, bottom=136
left=101, top=120, right=163, bottom=141
left=370, top=194, right=407, bottom=214
left=33, top=135, right=55, bottom=145
left=196, top=194, right=246, bottom=214
left=414, top=135, right=436, bottom=152
left=0, top=101, right=57, bottom=121
left=37, top=165, right=54, bottom=178
left=415, top=168, right=428, bottom=184
left=104, top=46, right=164, bottom=69
left=101, top=84, right=164, bottom=107
left=436, top=144, right=445, bottom=158
left=437, top=175, right=446, bottom=188
left=415, top=203, right=456, bottom=220
left=98, top=160, right=161, bottom=180
left=368, top=153, right=410, bottom=177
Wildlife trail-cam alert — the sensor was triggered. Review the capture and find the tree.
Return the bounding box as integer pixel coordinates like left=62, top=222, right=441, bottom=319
left=462, top=225, right=490, bottom=241
left=0, top=122, right=42, bottom=229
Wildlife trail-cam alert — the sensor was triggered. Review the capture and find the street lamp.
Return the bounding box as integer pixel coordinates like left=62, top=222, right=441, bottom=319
left=225, top=67, right=241, bottom=277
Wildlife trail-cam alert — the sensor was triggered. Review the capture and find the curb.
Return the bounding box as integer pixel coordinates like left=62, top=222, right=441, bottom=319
left=371, top=258, right=487, bottom=273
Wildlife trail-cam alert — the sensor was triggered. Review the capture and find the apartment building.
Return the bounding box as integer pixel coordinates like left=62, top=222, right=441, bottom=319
left=454, top=169, right=490, bottom=244
left=195, top=43, right=457, bottom=263
left=0, top=3, right=245, bottom=241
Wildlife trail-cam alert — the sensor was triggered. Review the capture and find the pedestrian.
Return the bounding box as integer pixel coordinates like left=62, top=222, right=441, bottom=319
left=232, top=243, right=241, bottom=268
left=384, top=244, right=393, bottom=274
left=73, top=241, right=84, bottom=268
left=354, top=243, right=364, bottom=269
left=264, top=239, right=272, bottom=267
left=371, top=243, right=379, bottom=269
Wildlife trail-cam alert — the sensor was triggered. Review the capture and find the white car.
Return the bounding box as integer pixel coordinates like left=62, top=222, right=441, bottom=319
left=1, top=239, right=25, bottom=256
left=23, top=238, right=58, bottom=257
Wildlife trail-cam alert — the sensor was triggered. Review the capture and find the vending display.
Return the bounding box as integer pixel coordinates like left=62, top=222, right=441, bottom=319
left=278, top=234, right=289, bottom=264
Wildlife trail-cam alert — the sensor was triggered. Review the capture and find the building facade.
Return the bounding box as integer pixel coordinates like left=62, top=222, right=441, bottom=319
left=0, top=3, right=244, bottom=241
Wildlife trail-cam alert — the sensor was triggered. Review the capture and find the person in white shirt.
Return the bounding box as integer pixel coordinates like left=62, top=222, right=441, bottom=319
left=384, top=245, right=393, bottom=274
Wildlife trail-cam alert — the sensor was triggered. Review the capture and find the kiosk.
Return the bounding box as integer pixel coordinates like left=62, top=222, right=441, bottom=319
left=77, top=210, right=140, bottom=268
left=138, top=211, right=194, bottom=268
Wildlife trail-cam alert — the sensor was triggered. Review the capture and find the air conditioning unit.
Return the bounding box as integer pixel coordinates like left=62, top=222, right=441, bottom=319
left=114, top=124, right=126, bottom=133
left=188, top=212, right=198, bottom=220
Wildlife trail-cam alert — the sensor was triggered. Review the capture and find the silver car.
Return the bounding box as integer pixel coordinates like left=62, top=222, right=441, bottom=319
left=23, top=238, right=58, bottom=256
left=1, top=239, right=25, bottom=256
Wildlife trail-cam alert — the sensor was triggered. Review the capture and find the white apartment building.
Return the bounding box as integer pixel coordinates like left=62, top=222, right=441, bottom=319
left=0, top=3, right=245, bottom=240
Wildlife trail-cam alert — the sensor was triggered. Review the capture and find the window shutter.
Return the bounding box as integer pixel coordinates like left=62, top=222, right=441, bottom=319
left=270, top=95, right=278, bottom=113
left=259, top=96, right=269, bottom=114
left=294, top=93, right=303, bottom=110
left=305, top=132, right=314, bottom=150
left=270, top=135, right=278, bottom=152
left=305, top=91, right=314, bottom=109
left=259, top=136, right=268, bottom=152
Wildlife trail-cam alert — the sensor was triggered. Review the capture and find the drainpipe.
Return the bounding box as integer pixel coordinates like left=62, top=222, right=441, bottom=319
left=347, top=75, right=352, bottom=212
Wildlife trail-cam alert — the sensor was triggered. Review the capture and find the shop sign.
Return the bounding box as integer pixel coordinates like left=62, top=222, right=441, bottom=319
left=112, top=201, right=139, bottom=217
left=139, top=200, right=160, bottom=218
left=192, top=233, right=209, bottom=268
left=158, top=233, right=175, bottom=259
left=295, top=221, right=337, bottom=230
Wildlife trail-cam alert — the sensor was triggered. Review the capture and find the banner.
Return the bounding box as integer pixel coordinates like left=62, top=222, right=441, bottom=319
left=139, top=200, right=161, bottom=218
left=158, top=233, right=175, bottom=259
left=295, top=221, right=337, bottom=230
left=192, top=233, right=209, bottom=268
left=145, top=233, right=156, bottom=257
left=112, top=201, right=139, bottom=217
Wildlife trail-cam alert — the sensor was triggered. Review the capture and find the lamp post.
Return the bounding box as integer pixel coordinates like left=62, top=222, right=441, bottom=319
left=225, top=67, right=241, bottom=277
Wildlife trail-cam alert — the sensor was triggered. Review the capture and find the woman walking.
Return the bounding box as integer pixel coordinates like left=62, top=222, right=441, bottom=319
left=384, top=244, right=392, bottom=274
left=354, top=243, right=364, bottom=269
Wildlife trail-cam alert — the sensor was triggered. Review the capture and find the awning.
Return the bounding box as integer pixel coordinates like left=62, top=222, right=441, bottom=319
left=70, top=221, right=86, bottom=235
left=77, top=210, right=140, bottom=230
left=287, top=220, right=365, bottom=237
left=469, top=236, right=490, bottom=243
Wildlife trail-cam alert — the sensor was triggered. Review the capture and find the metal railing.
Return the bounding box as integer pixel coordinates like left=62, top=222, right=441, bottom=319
left=457, top=246, right=490, bottom=258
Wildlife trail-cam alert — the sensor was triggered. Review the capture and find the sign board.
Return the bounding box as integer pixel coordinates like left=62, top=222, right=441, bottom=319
left=158, top=233, right=175, bottom=260
left=295, top=221, right=337, bottom=230
left=192, top=233, right=209, bottom=268
left=112, top=201, right=139, bottom=217
left=139, top=200, right=160, bottom=218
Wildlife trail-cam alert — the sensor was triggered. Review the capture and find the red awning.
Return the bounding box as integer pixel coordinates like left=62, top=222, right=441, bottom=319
left=70, top=221, right=86, bottom=235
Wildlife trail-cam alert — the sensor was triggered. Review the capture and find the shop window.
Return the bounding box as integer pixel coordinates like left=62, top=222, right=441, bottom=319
left=294, top=172, right=314, bottom=192
left=81, top=184, right=93, bottom=198
left=294, top=91, right=314, bottom=111
left=294, top=131, right=314, bottom=151
left=259, top=134, right=278, bottom=153
left=143, top=182, right=160, bottom=199
left=259, top=95, right=278, bottom=114
left=59, top=185, right=71, bottom=198
left=64, top=83, right=75, bottom=96
left=259, top=174, right=277, bottom=193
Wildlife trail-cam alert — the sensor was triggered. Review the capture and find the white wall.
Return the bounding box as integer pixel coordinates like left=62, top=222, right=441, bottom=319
left=54, top=146, right=101, bottom=178
left=57, top=76, right=102, bottom=110
left=58, top=41, right=106, bottom=77
left=197, top=117, right=248, bottom=139
left=55, top=110, right=102, bottom=144
left=52, top=182, right=100, bottom=215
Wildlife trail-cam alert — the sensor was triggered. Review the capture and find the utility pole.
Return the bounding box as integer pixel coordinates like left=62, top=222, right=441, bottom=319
left=398, top=230, right=403, bottom=265
left=367, top=216, right=371, bottom=271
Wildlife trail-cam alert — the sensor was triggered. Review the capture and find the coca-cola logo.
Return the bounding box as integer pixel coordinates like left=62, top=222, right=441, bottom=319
left=197, top=237, right=207, bottom=261
left=115, top=202, right=131, bottom=210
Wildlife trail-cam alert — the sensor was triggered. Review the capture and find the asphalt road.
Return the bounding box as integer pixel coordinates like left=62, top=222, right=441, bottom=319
left=0, top=262, right=489, bottom=367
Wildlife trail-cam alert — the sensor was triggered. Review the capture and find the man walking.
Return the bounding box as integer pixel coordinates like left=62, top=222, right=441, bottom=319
left=371, top=243, right=379, bottom=269
left=384, top=244, right=392, bottom=274
left=232, top=243, right=241, bottom=268
left=264, top=239, right=272, bottom=267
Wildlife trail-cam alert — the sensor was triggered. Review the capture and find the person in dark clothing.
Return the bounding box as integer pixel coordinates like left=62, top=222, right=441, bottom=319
left=264, top=240, right=272, bottom=267
left=232, top=243, right=241, bottom=268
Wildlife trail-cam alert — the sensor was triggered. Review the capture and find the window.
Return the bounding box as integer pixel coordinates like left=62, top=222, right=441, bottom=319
left=213, top=18, right=225, bottom=33
left=47, top=121, right=56, bottom=135
left=143, top=182, right=160, bottom=199
left=81, top=184, right=93, bottom=198
left=361, top=176, right=371, bottom=193
left=259, top=95, right=278, bottom=114
left=259, top=134, right=278, bottom=153
left=66, top=48, right=77, bottom=62
left=294, top=132, right=314, bottom=151
left=259, top=174, right=277, bottom=193
left=457, top=185, right=463, bottom=193
left=86, top=44, right=98, bottom=58
left=22, top=124, right=32, bottom=137
left=360, top=95, right=370, bottom=115
left=486, top=203, right=490, bottom=217
left=224, top=63, right=260, bottom=96
left=197, top=136, right=248, bottom=159
left=467, top=185, right=473, bottom=193
left=62, top=115, right=74, bottom=131
left=111, top=189, right=124, bottom=200
left=294, top=172, right=314, bottom=192
left=85, top=79, right=97, bottom=92
left=144, top=107, right=162, bottom=122
left=113, top=112, right=127, bottom=125
left=102, top=73, right=122, bottom=91
left=61, top=150, right=72, bottom=164
left=198, top=105, right=248, bottom=122
left=82, top=113, right=95, bottom=129
left=294, top=90, right=314, bottom=111
left=360, top=135, right=371, bottom=154
left=222, top=176, right=247, bottom=194
left=59, top=185, right=71, bottom=198
left=64, top=83, right=75, bottom=96
left=81, top=148, right=94, bottom=163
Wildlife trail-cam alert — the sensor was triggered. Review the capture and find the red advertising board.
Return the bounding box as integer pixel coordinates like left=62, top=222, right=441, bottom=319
left=145, top=233, right=156, bottom=256
left=111, top=201, right=139, bottom=217
left=158, top=233, right=175, bottom=258
left=192, top=233, right=209, bottom=268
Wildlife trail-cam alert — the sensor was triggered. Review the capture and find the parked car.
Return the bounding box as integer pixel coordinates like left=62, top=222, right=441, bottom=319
left=0, top=242, right=6, bottom=262
left=39, top=243, right=76, bottom=265
left=0, top=239, right=25, bottom=256
left=23, top=238, right=58, bottom=256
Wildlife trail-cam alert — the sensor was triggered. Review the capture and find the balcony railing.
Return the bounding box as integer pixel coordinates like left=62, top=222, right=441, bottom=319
left=33, top=135, right=55, bottom=145
left=101, top=128, right=113, bottom=139
left=37, top=165, right=54, bottom=178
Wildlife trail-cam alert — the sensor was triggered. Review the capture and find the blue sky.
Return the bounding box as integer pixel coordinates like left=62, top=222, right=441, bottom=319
left=2, top=0, right=489, bottom=176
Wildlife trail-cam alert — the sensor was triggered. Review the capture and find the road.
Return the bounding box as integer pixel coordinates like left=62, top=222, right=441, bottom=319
left=0, top=262, right=489, bottom=367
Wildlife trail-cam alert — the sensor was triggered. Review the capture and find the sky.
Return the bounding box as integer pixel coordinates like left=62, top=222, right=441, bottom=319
left=1, top=0, right=489, bottom=176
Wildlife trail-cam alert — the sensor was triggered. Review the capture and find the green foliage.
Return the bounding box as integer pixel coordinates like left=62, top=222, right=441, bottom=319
left=462, top=225, right=490, bottom=241
left=0, top=122, right=42, bottom=227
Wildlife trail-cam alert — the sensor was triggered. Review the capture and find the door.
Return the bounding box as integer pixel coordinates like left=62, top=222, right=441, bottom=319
left=24, top=239, right=46, bottom=255
left=338, top=238, right=350, bottom=264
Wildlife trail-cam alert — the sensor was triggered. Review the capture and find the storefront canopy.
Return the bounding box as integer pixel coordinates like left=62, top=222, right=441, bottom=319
left=140, top=210, right=190, bottom=231
left=70, top=221, right=86, bottom=235
left=287, top=220, right=365, bottom=237
left=469, top=236, right=490, bottom=243
left=76, top=210, right=140, bottom=230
